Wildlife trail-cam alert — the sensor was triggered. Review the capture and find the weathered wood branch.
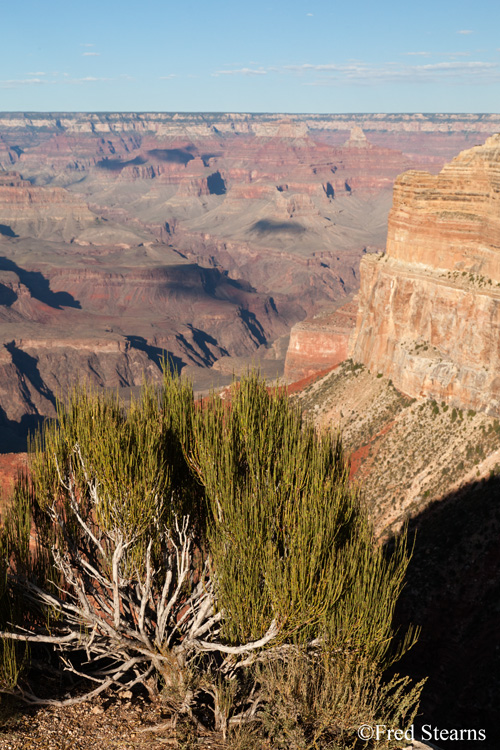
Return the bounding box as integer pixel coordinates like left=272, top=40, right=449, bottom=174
left=0, top=446, right=285, bottom=713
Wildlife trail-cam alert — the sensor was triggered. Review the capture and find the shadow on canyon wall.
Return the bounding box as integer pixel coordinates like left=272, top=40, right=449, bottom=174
left=251, top=219, right=306, bottom=235
left=125, top=336, right=184, bottom=374
left=95, top=156, right=147, bottom=171
left=146, top=148, right=195, bottom=165
left=0, top=408, right=47, bottom=453
left=388, top=475, right=500, bottom=749
left=0, top=256, right=80, bottom=309
left=0, top=224, right=18, bottom=238
left=206, top=171, right=226, bottom=195
left=0, top=282, right=17, bottom=306
left=5, top=342, right=57, bottom=409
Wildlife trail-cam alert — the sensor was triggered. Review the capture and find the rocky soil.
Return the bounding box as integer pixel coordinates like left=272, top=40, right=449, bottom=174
left=296, top=361, right=500, bottom=533
left=0, top=695, right=438, bottom=750
left=0, top=693, right=229, bottom=750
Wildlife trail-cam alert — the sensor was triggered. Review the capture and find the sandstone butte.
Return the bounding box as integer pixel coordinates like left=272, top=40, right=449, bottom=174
left=349, top=133, right=500, bottom=415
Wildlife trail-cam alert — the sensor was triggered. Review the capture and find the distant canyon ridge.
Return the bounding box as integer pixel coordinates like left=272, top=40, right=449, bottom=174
left=1, top=111, right=500, bottom=449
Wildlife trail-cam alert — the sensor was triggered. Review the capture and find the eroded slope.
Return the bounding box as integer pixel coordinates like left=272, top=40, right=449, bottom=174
left=297, top=362, right=500, bottom=536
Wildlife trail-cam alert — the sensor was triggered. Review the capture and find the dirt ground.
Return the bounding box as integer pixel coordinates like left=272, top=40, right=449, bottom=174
left=0, top=693, right=228, bottom=750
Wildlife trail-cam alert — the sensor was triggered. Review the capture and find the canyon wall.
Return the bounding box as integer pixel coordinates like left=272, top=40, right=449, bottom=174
left=284, top=297, right=358, bottom=382
left=2, top=112, right=500, bottom=444
left=0, top=112, right=499, bottom=137
left=0, top=174, right=97, bottom=241
left=350, top=133, right=500, bottom=414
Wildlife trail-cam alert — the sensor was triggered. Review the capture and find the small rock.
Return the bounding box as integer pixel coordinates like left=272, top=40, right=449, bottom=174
left=91, top=705, right=104, bottom=715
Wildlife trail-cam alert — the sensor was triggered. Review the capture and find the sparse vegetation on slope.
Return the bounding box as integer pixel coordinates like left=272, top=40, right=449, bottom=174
left=0, top=372, right=422, bottom=748
left=296, top=363, right=500, bottom=536
left=297, top=360, right=413, bottom=454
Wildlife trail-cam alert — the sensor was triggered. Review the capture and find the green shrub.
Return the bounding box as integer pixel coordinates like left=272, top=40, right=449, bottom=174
left=0, top=372, right=422, bottom=743
left=258, top=648, right=423, bottom=750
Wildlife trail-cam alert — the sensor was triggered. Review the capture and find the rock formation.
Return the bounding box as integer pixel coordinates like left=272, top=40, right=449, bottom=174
left=0, top=172, right=97, bottom=241
left=284, top=297, right=358, bottom=382
left=350, top=133, right=500, bottom=414
left=1, top=113, right=499, bottom=444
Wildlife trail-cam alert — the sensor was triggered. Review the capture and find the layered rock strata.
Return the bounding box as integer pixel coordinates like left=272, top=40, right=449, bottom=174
left=284, top=297, right=358, bottom=382
left=0, top=173, right=97, bottom=240
left=350, top=133, right=500, bottom=414
left=0, top=112, right=499, bottom=139
left=1, top=113, right=499, bottom=445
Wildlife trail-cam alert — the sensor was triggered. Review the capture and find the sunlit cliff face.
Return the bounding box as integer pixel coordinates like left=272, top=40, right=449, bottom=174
left=351, top=134, right=500, bottom=415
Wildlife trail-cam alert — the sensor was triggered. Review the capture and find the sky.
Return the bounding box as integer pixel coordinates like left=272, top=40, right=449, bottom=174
left=1, top=0, right=499, bottom=113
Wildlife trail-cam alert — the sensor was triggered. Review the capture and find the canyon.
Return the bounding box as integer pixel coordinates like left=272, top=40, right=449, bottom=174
left=1, top=112, right=500, bottom=746
left=291, top=132, right=500, bottom=518
left=1, top=113, right=500, bottom=448
left=350, top=133, right=500, bottom=414
left=291, top=134, right=500, bottom=744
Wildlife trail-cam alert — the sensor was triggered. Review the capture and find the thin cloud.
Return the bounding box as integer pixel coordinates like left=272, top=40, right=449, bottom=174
left=406, top=51, right=470, bottom=59
left=27, top=71, right=46, bottom=76
left=420, top=61, right=492, bottom=71
left=307, top=13, right=313, bottom=16
left=295, top=60, right=499, bottom=85
left=80, top=43, right=95, bottom=47
left=0, top=78, right=47, bottom=88
left=0, top=74, right=114, bottom=90
left=83, top=52, right=100, bottom=57
left=457, top=29, right=473, bottom=34
left=70, top=76, right=110, bottom=83
left=285, top=63, right=344, bottom=72
left=213, top=67, right=267, bottom=76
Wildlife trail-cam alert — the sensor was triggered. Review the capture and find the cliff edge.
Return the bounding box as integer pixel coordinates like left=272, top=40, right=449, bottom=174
left=350, top=133, right=500, bottom=415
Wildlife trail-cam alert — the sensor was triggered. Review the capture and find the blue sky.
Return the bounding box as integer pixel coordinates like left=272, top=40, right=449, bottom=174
left=1, top=0, right=499, bottom=112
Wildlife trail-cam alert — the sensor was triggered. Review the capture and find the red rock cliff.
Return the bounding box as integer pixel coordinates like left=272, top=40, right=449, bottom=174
left=350, top=133, right=500, bottom=414
left=284, top=297, right=358, bottom=383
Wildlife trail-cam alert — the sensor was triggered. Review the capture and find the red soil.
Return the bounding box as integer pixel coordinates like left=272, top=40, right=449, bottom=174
left=286, top=365, right=338, bottom=395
